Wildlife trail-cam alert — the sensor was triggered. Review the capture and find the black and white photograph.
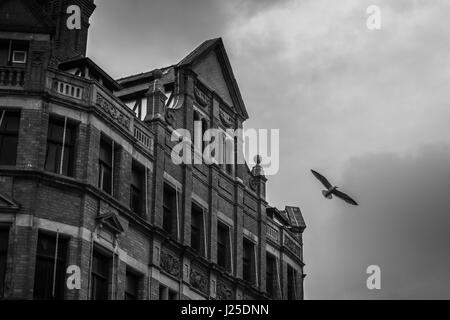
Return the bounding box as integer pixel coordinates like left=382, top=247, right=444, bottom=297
left=0, top=0, right=449, bottom=308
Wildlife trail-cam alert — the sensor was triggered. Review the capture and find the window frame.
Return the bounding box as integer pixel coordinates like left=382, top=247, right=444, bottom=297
left=217, top=221, right=232, bottom=272
left=33, top=232, right=68, bottom=300
left=98, top=136, right=114, bottom=195
left=0, top=109, right=20, bottom=166
left=0, top=228, right=9, bottom=299
left=44, top=116, right=76, bottom=177
left=130, top=161, right=145, bottom=215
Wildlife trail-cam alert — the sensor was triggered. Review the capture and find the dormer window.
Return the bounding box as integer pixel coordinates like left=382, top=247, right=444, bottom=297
left=12, top=50, right=27, bottom=64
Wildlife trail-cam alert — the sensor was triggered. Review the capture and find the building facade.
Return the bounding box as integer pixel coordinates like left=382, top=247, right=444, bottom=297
left=0, top=0, right=306, bottom=300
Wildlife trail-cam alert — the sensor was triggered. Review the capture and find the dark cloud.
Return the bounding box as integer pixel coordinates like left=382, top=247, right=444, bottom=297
left=86, top=0, right=450, bottom=299
left=306, top=144, right=450, bottom=299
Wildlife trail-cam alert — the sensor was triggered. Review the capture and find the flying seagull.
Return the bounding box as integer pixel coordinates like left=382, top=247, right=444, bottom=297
left=311, top=170, right=358, bottom=206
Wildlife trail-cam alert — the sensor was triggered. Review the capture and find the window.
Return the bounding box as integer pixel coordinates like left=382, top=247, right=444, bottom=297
left=12, top=51, right=27, bottom=64
left=0, top=109, right=20, bottom=166
left=287, top=264, right=297, bottom=300
left=130, top=161, right=144, bottom=215
left=0, top=228, right=9, bottom=299
left=242, top=238, right=255, bottom=284
left=191, top=203, right=204, bottom=255
left=45, top=117, right=76, bottom=177
left=33, top=233, right=68, bottom=300
left=91, top=251, right=110, bottom=300
left=217, top=222, right=231, bottom=271
left=98, top=137, right=113, bottom=195
left=220, top=131, right=234, bottom=176
left=266, top=253, right=276, bottom=298
left=9, top=41, right=28, bottom=65
left=163, top=183, right=178, bottom=237
left=159, top=285, right=177, bottom=300
left=125, top=270, right=140, bottom=300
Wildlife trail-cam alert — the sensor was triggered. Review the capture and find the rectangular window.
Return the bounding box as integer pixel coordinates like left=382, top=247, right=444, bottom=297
left=159, top=284, right=177, bottom=300
left=0, top=109, right=20, bottom=166
left=91, top=251, right=110, bottom=300
left=217, top=222, right=231, bottom=271
left=45, top=117, right=76, bottom=177
left=191, top=203, right=204, bottom=255
left=125, top=270, right=140, bottom=300
left=98, top=137, right=113, bottom=195
left=9, top=41, right=28, bottom=65
left=266, top=253, right=276, bottom=298
left=163, top=183, right=177, bottom=237
left=12, top=50, right=27, bottom=64
left=0, top=228, right=9, bottom=298
left=130, top=161, right=144, bottom=215
left=33, top=233, right=68, bottom=300
left=242, top=238, right=255, bottom=284
left=287, top=264, right=297, bottom=300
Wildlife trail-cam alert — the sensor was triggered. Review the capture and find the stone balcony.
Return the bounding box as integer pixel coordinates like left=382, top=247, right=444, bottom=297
left=0, top=66, right=25, bottom=90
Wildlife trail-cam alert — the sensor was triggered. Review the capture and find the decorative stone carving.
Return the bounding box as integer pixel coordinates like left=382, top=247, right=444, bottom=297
left=219, top=111, right=233, bottom=128
left=284, top=234, right=301, bottom=256
left=190, top=268, right=208, bottom=294
left=165, top=109, right=176, bottom=126
left=96, top=93, right=131, bottom=130
left=160, top=249, right=180, bottom=277
left=194, top=86, right=210, bottom=107
left=216, top=281, right=233, bottom=300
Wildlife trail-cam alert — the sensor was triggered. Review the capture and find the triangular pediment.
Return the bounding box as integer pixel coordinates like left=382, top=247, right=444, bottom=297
left=96, top=212, right=124, bottom=235
left=0, top=0, right=54, bottom=34
left=0, top=193, right=20, bottom=212
left=178, top=38, right=249, bottom=120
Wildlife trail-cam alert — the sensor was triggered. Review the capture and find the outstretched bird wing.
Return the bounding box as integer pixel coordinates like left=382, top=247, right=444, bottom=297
left=311, top=170, right=332, bottom=189
left=333, top=189, right=358, bottom=206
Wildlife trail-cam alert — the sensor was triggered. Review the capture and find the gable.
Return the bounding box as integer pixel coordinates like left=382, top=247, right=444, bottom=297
left=178, top=38, right=249, bottom=120
left=192, top=51, right=233, bottom=107
left=0, top=0, right=54, bottom=34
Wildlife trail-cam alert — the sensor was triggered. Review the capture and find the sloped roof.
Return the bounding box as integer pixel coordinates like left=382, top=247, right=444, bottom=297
left=58, top=57, right=123, bottom=91
left=177, top=38, right=249, bottom=119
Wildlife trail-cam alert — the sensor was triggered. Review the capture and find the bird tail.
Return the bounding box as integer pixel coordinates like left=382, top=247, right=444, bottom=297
left=322, top=190, right=332, bottom=199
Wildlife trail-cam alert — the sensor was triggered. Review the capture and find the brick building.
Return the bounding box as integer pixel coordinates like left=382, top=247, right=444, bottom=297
left=0, top=0, right=306, bottom=300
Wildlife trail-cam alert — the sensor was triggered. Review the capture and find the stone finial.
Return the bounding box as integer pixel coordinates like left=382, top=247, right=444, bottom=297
left=144, top=71, right=167, bottom=123
left=251, top=155, right=264, bottom=177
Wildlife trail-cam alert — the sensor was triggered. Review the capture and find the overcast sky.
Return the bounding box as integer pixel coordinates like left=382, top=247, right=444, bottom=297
left=88, top=0, right=450, bottom=299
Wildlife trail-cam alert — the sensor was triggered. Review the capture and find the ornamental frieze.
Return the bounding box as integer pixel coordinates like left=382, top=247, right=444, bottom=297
left=219, top=111, right=234, bottom=128
left=160, top=249, right=180, bottom=277
left=194, top=86, right=210, bottom=107
left=216, top=281, right=233, bottom=300
left=189, top=267, right=208, bottom=294
left=284, top=234, right=301, bottom=256
left=96, top=93, right=131, bottom=130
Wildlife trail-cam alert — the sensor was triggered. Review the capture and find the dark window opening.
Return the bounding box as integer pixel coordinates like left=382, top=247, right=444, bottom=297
left=287, top=264, right=297, bottom=300
left=130, top=161, right=144, bottom=215
left=0, top=228, right=9, bottom=299
left=98, top=136, right=113, bottom=195
left=33, top=233, right=68, bottom=300
left=191, top=203, right=204, bottom=255
left=0, top=40, right=28, bottom=66
left=266, top=253, right=276, bottom=298
left=0, top=109, right=20, bottom=166
left=242, top=238, right=255, bottom=284
left=158, top=284, right=177, bottom=300
left=45, top=117, right=76, bottom=177
left=91, top=251, right=110, bottom=300
left=163, top=183, right=177, bottom=237
left=125, top=270, right=140, bottom=300
left=217, top=222, right=230, bottom=271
